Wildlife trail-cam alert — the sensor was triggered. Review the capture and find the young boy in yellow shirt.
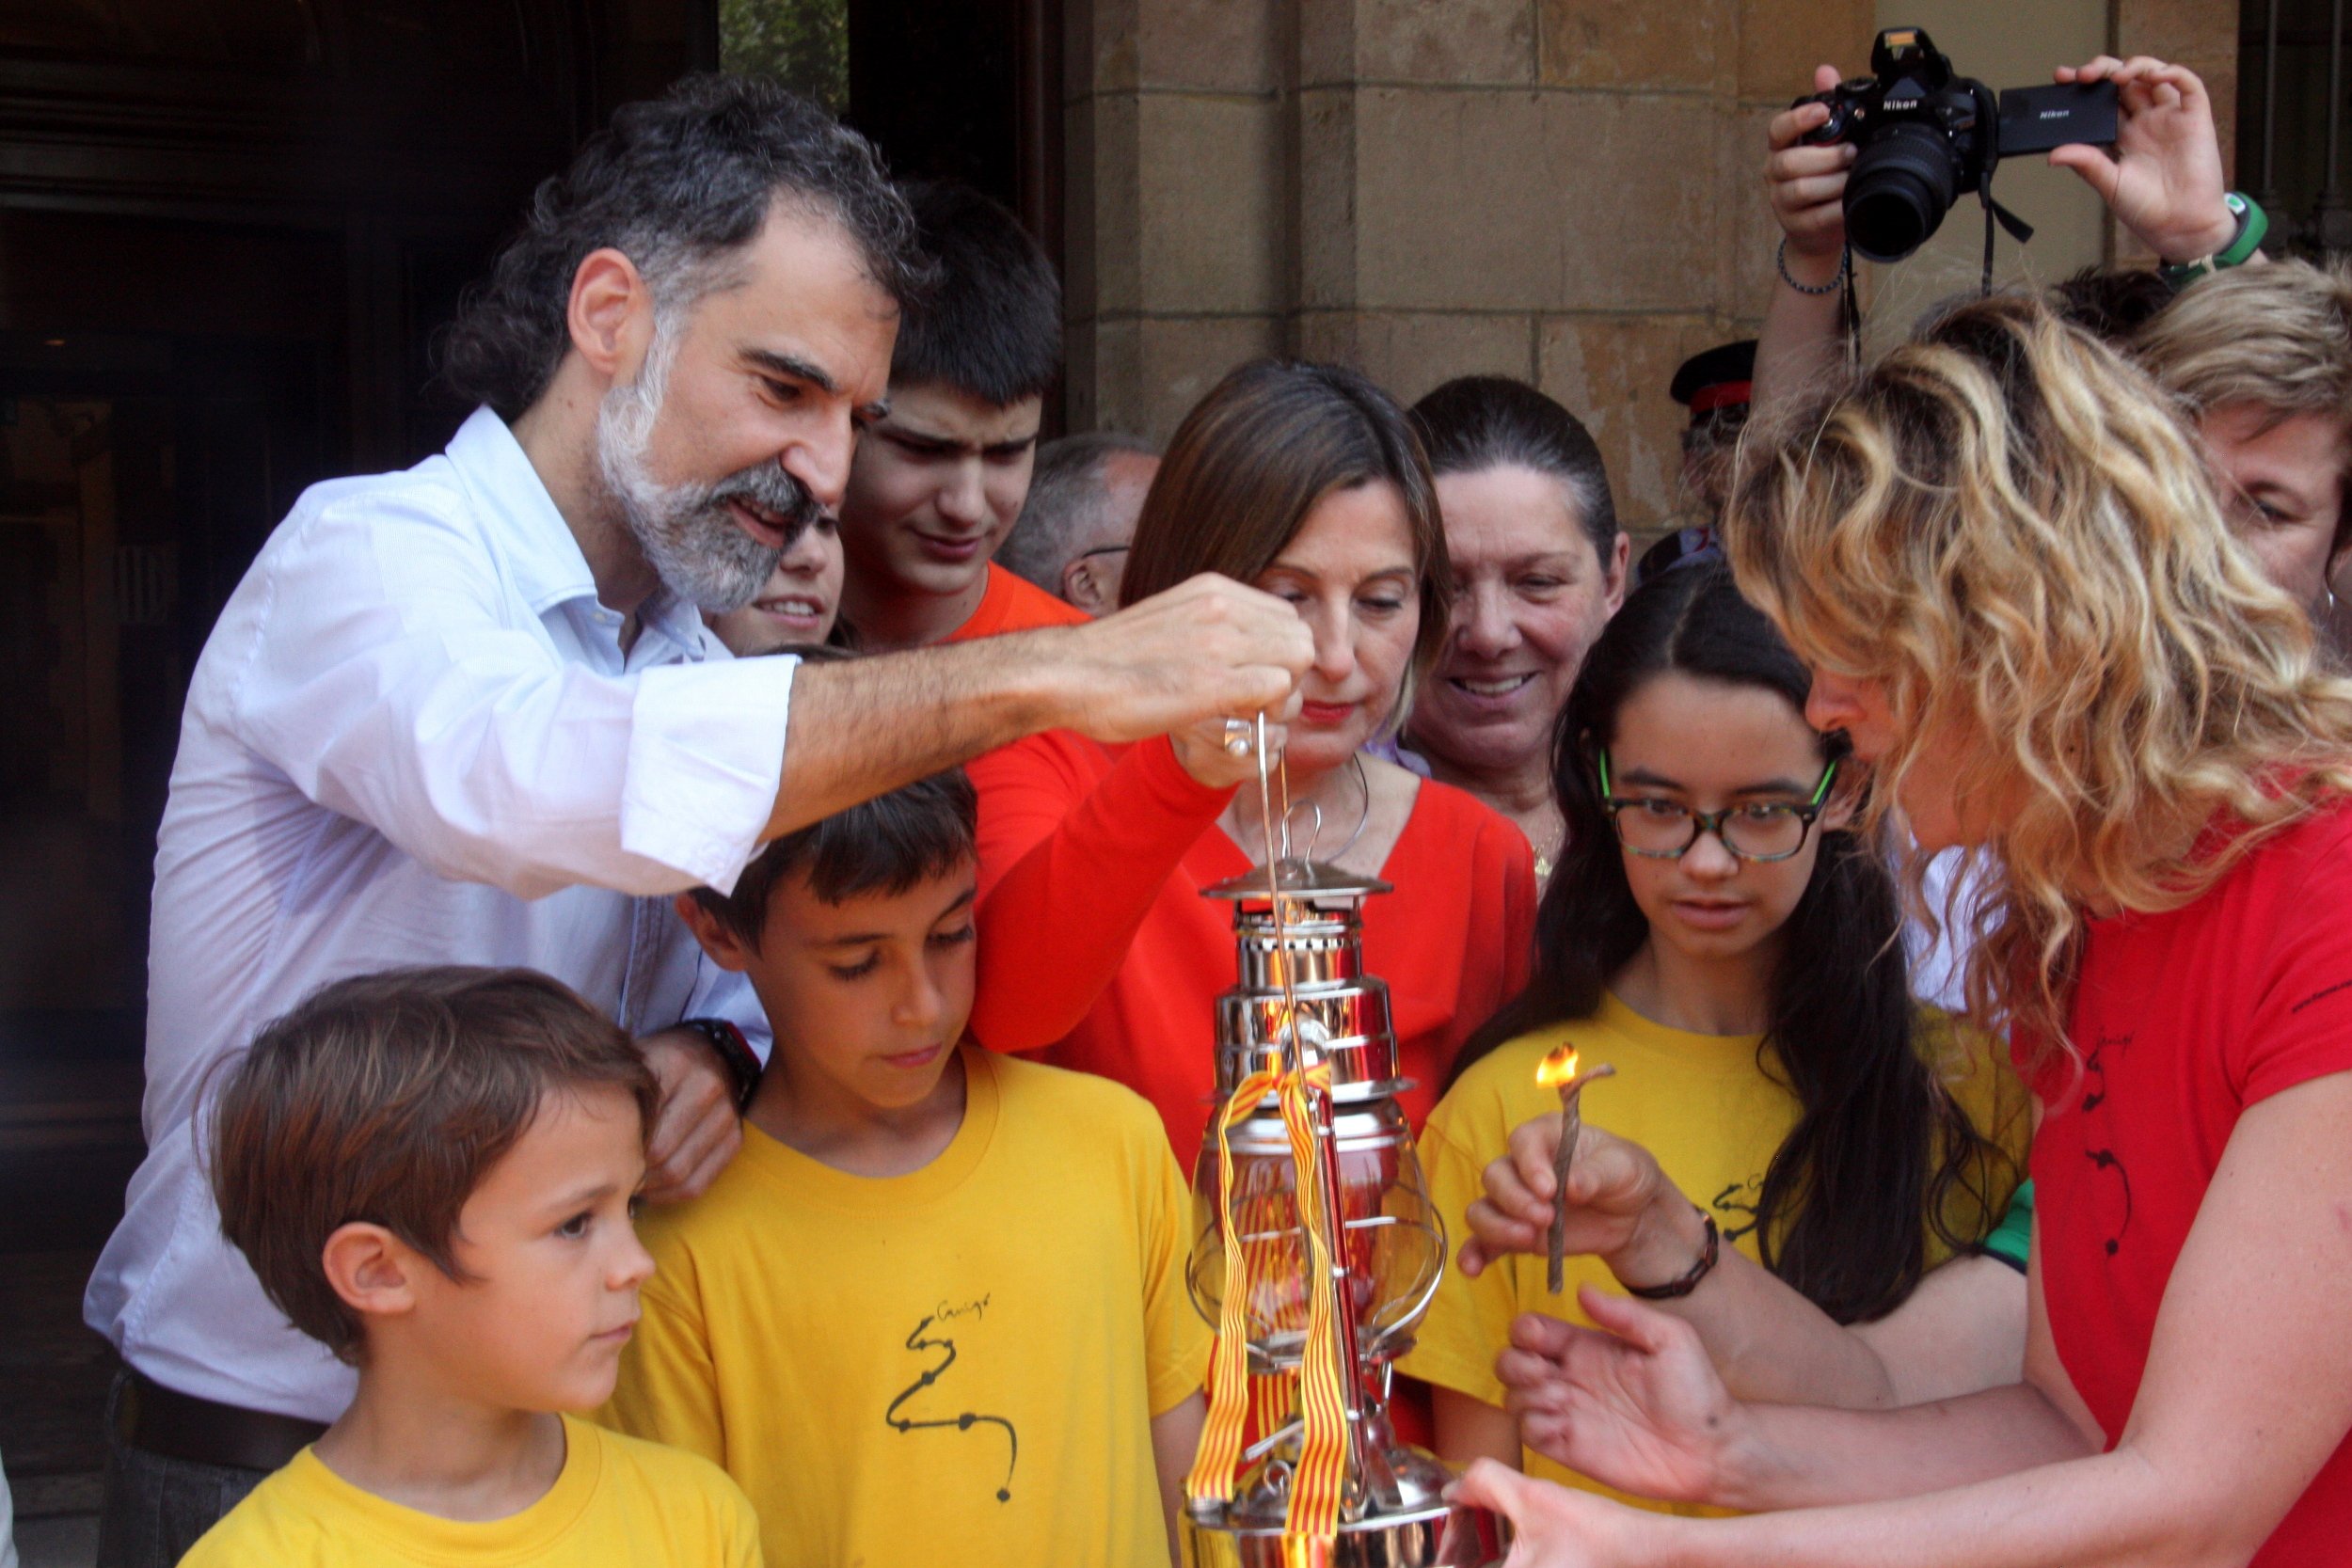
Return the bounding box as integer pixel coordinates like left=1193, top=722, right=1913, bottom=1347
left=181, top=967, right=761, bottom=1567
left=608, top=766, right=1208, bottom=1568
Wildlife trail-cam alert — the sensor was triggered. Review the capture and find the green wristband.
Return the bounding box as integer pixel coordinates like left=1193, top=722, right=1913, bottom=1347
left=2162, top=194, right=2267, bottom=291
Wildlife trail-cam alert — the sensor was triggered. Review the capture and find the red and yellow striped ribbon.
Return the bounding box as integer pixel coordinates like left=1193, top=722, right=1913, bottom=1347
left=1184, top=1053, right=1352, bottom=1560
left=1274, top=1066, right=1349, bottom=1554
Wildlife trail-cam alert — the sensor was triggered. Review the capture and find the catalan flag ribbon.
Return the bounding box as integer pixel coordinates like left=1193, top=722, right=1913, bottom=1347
left=1184, top=1053, right=1352, bottom=1559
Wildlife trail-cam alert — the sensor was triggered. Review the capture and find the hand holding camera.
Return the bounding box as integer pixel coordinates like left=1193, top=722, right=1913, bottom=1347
left=1766, top=30, right=2233, bottom=272
left=2047, top=55, right=2234, bottom=264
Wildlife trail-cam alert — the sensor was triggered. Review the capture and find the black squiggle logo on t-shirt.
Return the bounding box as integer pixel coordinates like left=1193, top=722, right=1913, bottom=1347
left=886, top=1308, right=1018, bottom=1502
left=2081, top=1032, right=2135, bottom=1258
left=1710, top=1177, right=1764, bottom=1244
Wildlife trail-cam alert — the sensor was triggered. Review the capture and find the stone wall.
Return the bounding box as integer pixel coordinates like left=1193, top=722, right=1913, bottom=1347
left=2115, top=0, right=2242, bottom=263
left=1063, top=0, right=2241, bottom=536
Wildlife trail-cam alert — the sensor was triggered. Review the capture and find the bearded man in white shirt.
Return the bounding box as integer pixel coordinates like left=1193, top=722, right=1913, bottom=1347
left=85, top=74, right=1309, bottom=1567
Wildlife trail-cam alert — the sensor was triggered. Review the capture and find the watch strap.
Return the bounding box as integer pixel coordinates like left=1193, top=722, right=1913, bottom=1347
left=676, top=1017, right=763, bottom=1112
left=2161, top=193, right=2265, bottom=291
left=1622, top=1212, right=1722, bottom=1301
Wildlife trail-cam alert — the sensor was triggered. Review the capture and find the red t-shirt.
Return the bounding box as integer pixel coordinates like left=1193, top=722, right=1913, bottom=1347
left=2022, top=798, right=2352, bottom=1565
left=944, top=562, right=1090, bottom=642
left=967, top=729, right=1538, bottom=1159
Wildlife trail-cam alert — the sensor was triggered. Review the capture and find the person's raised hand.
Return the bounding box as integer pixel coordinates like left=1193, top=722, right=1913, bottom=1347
left=1500, top=1288, right=1754, bottom=1507
left=637, top=1027, right=743, bottom=1203
left=1766, top=64, right=1854, bottom=274
left=1456, top=1117, right=1684, bottom=1283
left=1057, top=574, right=1313, bottom=747
left=2049, top=56, right=2234, bottom=263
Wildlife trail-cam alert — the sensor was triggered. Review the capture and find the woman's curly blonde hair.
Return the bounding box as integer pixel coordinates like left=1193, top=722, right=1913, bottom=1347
left=1723, top=293, right=2352, bottom=1058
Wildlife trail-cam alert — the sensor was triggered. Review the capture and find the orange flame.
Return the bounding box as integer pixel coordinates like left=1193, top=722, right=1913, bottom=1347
left=1534, top=1044, right=1580, bottom=1087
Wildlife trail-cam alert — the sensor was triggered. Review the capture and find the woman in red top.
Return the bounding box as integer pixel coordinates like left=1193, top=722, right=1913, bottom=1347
left=968, top=359, right=1537, bottom=1160
left=1445, top=302, right=2352, bottom=1565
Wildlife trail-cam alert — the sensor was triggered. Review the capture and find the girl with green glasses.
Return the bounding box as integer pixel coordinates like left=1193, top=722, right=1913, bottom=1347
left=1400, top=561, right=2027, bottom=1497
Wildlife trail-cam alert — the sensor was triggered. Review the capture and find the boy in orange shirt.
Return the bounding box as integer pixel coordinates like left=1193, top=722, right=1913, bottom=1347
left=180, top=968, right=759, bottom=1567
left=835, top=180, right=1088, bottom=649
left=608, top=767, right=1206, bottom=1567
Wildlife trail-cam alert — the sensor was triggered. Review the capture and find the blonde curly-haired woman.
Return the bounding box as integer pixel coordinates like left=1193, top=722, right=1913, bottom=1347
left=1449, top=294, right=2352, bottom=1567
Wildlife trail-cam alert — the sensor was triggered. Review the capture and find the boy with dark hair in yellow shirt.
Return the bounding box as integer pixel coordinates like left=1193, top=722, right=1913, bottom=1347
left=182, top=966, right=761, bottom=1567
left=617, top=764, right=1208, bottom=1568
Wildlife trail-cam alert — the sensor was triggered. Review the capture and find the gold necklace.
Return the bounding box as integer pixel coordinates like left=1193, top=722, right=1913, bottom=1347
left=1532, top=809, right=1566, bottom=883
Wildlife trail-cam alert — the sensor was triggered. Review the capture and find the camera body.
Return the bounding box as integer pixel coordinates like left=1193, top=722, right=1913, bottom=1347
left=1796, top=26, right=2116, bottom=263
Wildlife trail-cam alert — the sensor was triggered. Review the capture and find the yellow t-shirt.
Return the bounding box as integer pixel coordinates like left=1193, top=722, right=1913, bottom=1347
left=602, top=1045, right=1208, bottom=1568
left=1399, top=991, right=2030, bottom=1512
left=178, top=1415, right=758, bottom=1566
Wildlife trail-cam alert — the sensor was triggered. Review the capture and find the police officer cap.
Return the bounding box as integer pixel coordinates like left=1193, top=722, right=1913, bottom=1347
left=1669, top=340, right=1757, bottom=419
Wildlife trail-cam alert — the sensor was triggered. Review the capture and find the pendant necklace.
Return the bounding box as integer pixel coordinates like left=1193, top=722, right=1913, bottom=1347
left=1243, top=753, right=1372, bottom=866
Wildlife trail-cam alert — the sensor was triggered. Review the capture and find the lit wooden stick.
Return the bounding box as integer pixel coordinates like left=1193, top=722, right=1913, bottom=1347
left=1534, top=1048, right=1617, bottom=1294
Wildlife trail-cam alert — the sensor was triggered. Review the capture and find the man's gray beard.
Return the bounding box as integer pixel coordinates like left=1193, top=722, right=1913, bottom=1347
left=594, top=334, right=798, bottom=615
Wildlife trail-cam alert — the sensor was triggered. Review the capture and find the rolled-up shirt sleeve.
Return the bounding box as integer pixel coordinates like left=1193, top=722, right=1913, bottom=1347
left=223, top=487, right=792, bottom=900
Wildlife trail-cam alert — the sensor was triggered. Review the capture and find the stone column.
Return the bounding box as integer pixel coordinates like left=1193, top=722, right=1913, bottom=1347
left=1063, top=0, right=1289, bottom=436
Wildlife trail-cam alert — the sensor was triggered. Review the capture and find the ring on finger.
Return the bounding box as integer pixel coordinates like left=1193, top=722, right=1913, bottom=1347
left=1222, top=718, right=1254, bottom=757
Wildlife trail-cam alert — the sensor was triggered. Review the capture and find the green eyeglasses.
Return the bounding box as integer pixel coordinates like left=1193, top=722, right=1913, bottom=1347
left=1597, top=751, right=1839, bottom=863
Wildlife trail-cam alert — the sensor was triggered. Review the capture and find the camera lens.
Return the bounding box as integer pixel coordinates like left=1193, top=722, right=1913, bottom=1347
left=1844, top=121, right=1960, bottom=262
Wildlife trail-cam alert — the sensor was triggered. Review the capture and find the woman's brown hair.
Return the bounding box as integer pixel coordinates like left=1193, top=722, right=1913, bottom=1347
left=1120, top=358, right=1453, bottom=727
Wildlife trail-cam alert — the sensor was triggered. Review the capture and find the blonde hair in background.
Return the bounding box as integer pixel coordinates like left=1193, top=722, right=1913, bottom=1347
left=2133, top=258, right=2352, bottom=426
left=2134, top=259, right=2352, bottom=560
left=1723, top=293, right=2352, bottom=1059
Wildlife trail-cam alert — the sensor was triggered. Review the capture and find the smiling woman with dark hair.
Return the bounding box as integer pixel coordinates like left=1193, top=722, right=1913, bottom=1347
left=967, top=358, right=1539, bottom=1157
left=1407, top=377, right=1628, bottom=882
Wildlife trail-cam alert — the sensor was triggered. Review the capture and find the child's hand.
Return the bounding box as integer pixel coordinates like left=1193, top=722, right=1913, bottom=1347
left=1455, top=1118, right=1689, bottom=1285
left=2049, top=56, right=2234, bottom=264
left=1498, top=1287, right=1756, bottom=1508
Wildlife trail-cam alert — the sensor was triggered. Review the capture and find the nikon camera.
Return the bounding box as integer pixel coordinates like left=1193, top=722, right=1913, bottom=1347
left=1797, top=26, right=2119, bottom=263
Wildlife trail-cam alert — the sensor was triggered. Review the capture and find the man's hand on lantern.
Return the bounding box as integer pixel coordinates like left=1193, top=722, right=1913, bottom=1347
left=1456, top=1116, right=1696, bottom=1289
left=1498, top=1287, right=1757, bottom=1508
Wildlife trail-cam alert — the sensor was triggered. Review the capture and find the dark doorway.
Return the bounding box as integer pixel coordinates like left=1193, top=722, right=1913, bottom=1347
left=2241, top=0, right=2352, bottom=253
left=862, top=0, right=1061, bottom=264
left=838, top=0, right=1064, bottom=421
left=0, top=3, right=714, bottom=1543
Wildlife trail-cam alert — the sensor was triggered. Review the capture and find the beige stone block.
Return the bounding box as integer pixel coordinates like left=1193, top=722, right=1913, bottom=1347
left=1296, top=84, right=1361, bottom=309
left=1136, top=94, right=1286, bottom=313
left=1136, top=314, right=1288, bottom=438
left=1348, top=87, right=1725, bottom=312
left=1737, top=0, right=1873, bottom=103
left=1295, top=309, right=1537, bottom=399
left=1538, top=0, right=1735, bottom=93
left=2115, top=0, right=2238, bottom=69
left=1071, top=92, right=1143, bottom=316
left=1302, top=0, right=1535, bottom=87
left=1077, top=0, right=1276, bottom=95
left=1071, top=0, right=1142, bottom=96
left=1537, top=313, right=1726, bottom=531
left=1723, top=98, right=1783, bottom=321
left=1138, top=0, right=1281, bottom=93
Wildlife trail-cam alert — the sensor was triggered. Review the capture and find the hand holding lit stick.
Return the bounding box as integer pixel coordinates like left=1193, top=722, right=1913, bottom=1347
left=1533, top=1048, right=1617, bottom=1294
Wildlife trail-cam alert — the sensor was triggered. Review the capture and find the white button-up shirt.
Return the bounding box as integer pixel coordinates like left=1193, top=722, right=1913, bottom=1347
left=86, top=407, right=796, bottom=1421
